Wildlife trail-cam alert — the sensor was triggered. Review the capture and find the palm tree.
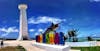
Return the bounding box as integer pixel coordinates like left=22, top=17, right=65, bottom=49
left=64, top=34, right=68, bottom=42
left=87, top=36, right=93, bottom=41
left=68, top=31, right=73, bottom=42
left=68, top=29, right=78, bottom=42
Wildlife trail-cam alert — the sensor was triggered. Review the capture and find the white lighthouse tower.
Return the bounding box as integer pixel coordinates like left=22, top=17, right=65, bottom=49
left=17, top=4, right=30, bottom=40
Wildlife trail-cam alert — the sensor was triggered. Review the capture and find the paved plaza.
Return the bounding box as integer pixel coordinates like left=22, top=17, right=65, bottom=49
left=0, top=40, right=80, bottom=51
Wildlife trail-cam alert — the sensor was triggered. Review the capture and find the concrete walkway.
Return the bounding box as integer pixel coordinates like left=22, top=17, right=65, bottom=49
left=0, top=40, right=80, bottom=51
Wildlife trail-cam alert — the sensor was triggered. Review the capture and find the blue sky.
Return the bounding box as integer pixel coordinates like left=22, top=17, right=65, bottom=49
left=0, top=0, right=100, bottom=39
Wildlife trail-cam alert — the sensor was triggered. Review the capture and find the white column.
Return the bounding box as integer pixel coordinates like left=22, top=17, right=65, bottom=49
left=17, top=4, right=29, bottom=40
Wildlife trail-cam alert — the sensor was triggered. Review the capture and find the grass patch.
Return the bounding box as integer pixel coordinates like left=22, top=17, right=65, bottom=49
left=71, top=46, right=100, bottom=51
left=0, top=46, right=26, bottom=51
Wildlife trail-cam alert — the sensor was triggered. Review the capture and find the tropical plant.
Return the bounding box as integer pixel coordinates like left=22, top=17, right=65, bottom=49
left=87, top=36, right=93, bottom=41
left=68, top=29, right=78, bottom=42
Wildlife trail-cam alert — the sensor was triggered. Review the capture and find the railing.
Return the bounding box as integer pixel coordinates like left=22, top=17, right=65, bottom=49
left=66, top=41, right=97, bottom=47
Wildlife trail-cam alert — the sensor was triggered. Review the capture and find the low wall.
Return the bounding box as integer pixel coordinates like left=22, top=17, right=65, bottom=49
left=66, top=41, right=97, bottom=47
left=33, top=42, right=70, bottom=51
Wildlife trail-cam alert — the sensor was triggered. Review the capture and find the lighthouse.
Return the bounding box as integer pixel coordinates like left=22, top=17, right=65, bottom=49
left=17, top=4, right=30, bottom=40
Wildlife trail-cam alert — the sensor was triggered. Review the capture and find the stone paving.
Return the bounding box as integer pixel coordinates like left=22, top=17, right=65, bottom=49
left=0, top=40, right=80, bottom=51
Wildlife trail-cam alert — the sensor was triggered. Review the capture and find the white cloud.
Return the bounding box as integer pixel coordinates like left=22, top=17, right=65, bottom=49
left=0, top=26, right=18, bottom=37
left=0, top=27, right=18, bottom=33
left=34, top=28, right=45, bottom=36
left=1, top=33, right=9, bottom=37
left=38, top=29, right=44, bottom=32
left=34, top=33, right=39, bottom=36
left=29, top=29, right=35, bottom=32
left=28, top=16, right=66, bottom=24
left=89, top=0, right=100, bottom=2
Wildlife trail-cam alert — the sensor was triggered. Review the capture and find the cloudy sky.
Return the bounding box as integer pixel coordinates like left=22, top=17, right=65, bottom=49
left=0, top=0, right=100, bottom=39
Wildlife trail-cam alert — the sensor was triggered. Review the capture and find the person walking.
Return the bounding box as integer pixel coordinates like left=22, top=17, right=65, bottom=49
left=1, top=40, right=4, bottom=48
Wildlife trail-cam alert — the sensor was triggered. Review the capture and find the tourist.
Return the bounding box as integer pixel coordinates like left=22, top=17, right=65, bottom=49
left=1, top=40, right=4, bottom=48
